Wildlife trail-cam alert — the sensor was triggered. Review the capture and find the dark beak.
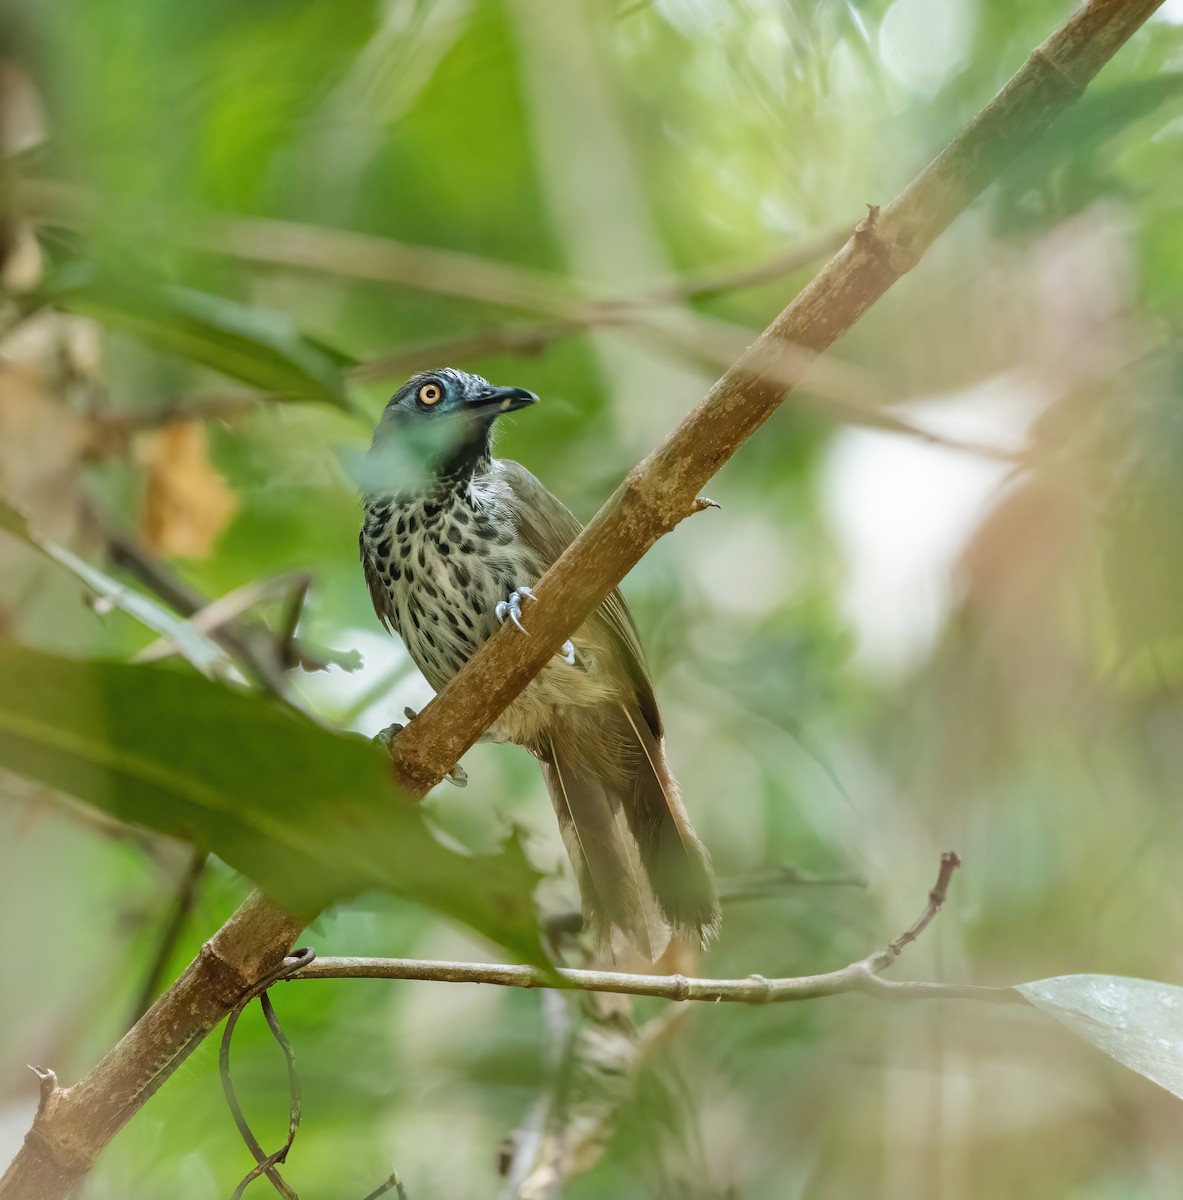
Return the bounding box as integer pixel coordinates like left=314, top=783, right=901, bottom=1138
left=464, top=385, right=539, bottom=417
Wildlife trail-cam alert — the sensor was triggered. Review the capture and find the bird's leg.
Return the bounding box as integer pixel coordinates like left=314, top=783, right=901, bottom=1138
left=373, top=705, right=469, bottom=787
left=494, top=586, right=576, bottom=665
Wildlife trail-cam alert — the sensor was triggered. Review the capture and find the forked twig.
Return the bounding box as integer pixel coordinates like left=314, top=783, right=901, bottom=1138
left=288, top=854, right=1024, bottom=1008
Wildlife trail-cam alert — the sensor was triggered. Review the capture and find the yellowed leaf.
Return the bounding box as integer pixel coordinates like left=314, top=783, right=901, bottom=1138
left=136, top=421, right=237, bottom=558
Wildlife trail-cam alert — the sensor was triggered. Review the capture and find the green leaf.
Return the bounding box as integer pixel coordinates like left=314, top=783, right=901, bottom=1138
left=45, top=264, right=353, bottom=408
left=1016, top=975, right=1183, bottom=1101
left=0, top=641, right=544, bottom=962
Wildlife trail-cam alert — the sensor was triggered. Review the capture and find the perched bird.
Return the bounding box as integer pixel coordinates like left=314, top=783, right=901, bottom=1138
left=360, top=368, right=719, bottom=959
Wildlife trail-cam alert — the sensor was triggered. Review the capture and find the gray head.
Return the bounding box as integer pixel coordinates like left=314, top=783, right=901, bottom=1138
left=371, top=367, right=538, bottom=485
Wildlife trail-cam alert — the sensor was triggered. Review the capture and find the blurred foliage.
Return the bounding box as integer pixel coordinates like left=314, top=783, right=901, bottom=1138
left=1, top=0, right=1183, bottom=1197
left=0, top=642, right=543, bottom=961
left=44, top=266, right=354, bottom=408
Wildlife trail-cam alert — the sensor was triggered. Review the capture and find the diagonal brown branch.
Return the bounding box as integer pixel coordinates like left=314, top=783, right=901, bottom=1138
left=387, top=0, right=1165, bottom=795
left=0, top=4, right=1162, bottom=1197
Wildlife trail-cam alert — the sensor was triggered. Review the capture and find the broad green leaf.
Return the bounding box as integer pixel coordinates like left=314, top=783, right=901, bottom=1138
left=1016, top=975, right=1183, bottom=1100
left=0, top=500, right=227, bottom=675
left=45, top=264, right=353, bottom=408
left=0, top=642, right=544, bottom=962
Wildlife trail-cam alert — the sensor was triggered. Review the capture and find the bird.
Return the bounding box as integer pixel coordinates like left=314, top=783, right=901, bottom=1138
left=359, top=367, right=720, bottom=960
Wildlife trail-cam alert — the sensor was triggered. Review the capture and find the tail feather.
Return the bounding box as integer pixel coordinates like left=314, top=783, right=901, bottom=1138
left=542, top=736, right=669, bottom=960
left=539, top=705, right=719, bottom=959
left=618, top=705, right=721, bottom=945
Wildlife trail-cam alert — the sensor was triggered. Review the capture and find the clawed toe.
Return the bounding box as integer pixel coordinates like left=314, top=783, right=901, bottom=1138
left=373, top=705, right=420, bottom=751
left=494, top=587, right=574, bottom=664
left=494, top=588, right=535, bottom=635
left=375, top=709, right=468, bottom=787
left=372, top=722, right=405, bottom=751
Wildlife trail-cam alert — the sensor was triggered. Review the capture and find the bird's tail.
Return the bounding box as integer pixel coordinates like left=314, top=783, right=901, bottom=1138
left=539, top=704, right=720, bottom=960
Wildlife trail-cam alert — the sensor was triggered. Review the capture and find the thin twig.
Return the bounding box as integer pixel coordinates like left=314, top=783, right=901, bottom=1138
left=348, top=228, right=850, bottom=384
left=882, top=849, right=961, bottom=960
left=132, top=573, right=306, bottom=665
left=219, top=946, right=411, bottom=1200
left=185, top=216, right=587, bottom=320
left=354, top=307, right=1026, bottom=465
left=87, top=395, right=261, bottom=443
left=288, top=948, right=1021, bottom=1005
left=220, top=948, right=315, bottom=1199
left=348, top=322, right=576, bottom=384
left=89, top=505, right=355, bottom=696
left=127, top=848, right=209, bottom=1027
left=92, top=509, right=293, bottom=700
left=290, top=856, right=1024, bottom=1008
left=718, top=864, right=867, bottom=899
left=184, top=215, right=848, bottom=326
left=276, top=576, right=312, bottom=671
left=542, top=862, right=866, bottom=939
left=362, top=1174, right=409, bottom=1200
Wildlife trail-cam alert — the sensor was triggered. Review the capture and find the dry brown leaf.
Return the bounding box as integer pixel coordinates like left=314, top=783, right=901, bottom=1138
left=136, top=421, right=237, bottom=558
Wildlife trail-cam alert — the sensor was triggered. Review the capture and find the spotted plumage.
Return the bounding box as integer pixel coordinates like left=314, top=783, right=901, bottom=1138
left=361, top=368, right=719, bottom=959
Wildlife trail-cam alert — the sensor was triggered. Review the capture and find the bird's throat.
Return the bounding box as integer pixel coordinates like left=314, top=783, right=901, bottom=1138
left=435, top=420, right=494, bottom=488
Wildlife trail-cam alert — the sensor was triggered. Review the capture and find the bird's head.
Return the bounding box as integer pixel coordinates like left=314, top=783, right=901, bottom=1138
left=369, top=367, right=538, bottom=488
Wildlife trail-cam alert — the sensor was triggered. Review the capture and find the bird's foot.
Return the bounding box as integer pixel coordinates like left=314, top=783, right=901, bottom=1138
left=494, top=587, right=535, bottom=634
left=372, top=706, right=468, bottom=787
left=494, top=587, right=575, bottom=664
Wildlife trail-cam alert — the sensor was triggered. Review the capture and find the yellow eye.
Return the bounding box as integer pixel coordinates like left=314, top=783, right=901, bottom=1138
left=418, top=382, right=443, bottom=406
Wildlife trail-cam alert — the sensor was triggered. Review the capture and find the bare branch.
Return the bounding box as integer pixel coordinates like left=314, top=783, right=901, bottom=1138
left=347, top=227, right=849, bottom=383
left=882, top=849, right=962, bottom=960
left=387, top=0, right=1163, bottom=797
left=284, top=943, right=1025, bottom=1005
left=354, top=289, right=1026, bottom=466
left=90, top=507, right=354, bottom=694
left=287, top=855, right=1023, bottom=1008
left=184, top=215, right=587, bottom=320
left=126, top=848, right=209, bottom=1027
left=86, top=395, right=261, bottom=445
left=349, top=321, right=579, bottom=385
left=363, top=1173, right=409, bottom=1200
left=0, top=893, right=306, bottom=1200
left=184, top=214, right=848, bottom=324
left=91, top=509, right=293, bottom=700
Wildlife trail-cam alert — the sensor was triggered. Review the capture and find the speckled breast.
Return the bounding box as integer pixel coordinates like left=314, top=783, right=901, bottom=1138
left=361, top=482, right=538, bottom=692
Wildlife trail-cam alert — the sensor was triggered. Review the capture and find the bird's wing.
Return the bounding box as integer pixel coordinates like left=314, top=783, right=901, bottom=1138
left=497, top=458, right=662, bottom=737
left=359, top=530, right=398, bottom=634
